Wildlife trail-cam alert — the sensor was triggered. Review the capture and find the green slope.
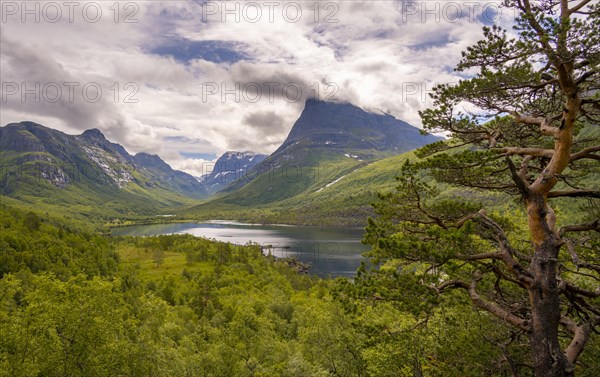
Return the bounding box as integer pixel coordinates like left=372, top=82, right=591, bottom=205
left=0, top=154, right=203, bottom=224
left=0, top=170, right=201, bottom=224
left=182, top=151, right=418, bottom=226
left=215, top=147, right=368, bottom=205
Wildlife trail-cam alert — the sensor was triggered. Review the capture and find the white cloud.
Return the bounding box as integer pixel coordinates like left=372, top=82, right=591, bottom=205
left=0, top=0, right=516, bottom=174
left=169, top=158, right=216, bottom=178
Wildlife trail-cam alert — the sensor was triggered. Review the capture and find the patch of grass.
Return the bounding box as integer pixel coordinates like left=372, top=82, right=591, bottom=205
left=117, top=244, right=213, bottom=279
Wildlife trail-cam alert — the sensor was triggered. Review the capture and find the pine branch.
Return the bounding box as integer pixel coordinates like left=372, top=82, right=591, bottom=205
left=559, top=220, right=600, bottom=235
left=570, top=145, right=600, bottom=162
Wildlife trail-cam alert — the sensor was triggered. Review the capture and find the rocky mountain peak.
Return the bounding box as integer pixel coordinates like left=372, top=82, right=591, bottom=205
left=81, top=128, right=106, bottom=140
left=134, top=152, right=172, bottom=171
left=277, top=99, right=441, bottom=157
left=199, top=150, right=267, bottom=194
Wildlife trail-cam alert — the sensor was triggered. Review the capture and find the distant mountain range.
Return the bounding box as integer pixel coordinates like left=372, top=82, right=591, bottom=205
left=1, top=99, right=442, bottom=223
left=199, top=151, right=267, bottom=194
left=0, top=121, right=206, bottom=197
left=0, top=122, right=211, bottom=218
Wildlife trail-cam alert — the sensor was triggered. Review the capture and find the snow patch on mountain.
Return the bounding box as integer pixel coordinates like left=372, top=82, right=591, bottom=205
left=316, top=175, right=347, bottom=193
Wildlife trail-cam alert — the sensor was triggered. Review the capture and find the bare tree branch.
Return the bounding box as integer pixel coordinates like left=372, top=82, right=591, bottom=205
left=519, top=156, right=533, bottom=180
left=509, top=112, right=561, bottom=136
left=563, top=240, right=600, bottom=273
left=507, top=156, right=531, bottom=196
left=477, top=211, right=534, bottom=285
left=462, top=252, right=505, bottom=261
left=548, top=190, right=600, bottom=198
left=560, top=316, right=599, bottom=365
left=567, top=0, right=594, bottom=15
left=501, top=147, right=555, bottom=158
left=435, top=278, right=531, bottom=332
left=564, top=282, right=600, bottom=299
left=469, top=276, right=532, bottom=332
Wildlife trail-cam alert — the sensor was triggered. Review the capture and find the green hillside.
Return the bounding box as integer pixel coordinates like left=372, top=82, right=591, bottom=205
left=0, top=151, right=202, bottom=223
left=182, top=151, right=415, bottom=226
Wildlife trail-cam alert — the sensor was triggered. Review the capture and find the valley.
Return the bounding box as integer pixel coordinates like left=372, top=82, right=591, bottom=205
left=0, top=99, right=441, bottom=227
left=2, top=2, right=599, bottom=374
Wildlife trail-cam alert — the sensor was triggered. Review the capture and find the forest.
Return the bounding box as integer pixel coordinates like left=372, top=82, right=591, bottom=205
left=1, top=204, right=597, bottom=376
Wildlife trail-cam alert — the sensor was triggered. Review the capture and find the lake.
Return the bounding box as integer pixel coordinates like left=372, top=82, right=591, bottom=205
left=111, top=221, right=369, bottom=277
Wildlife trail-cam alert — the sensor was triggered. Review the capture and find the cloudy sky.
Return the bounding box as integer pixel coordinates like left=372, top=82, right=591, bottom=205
left=1, top=0, right=517, bottom=176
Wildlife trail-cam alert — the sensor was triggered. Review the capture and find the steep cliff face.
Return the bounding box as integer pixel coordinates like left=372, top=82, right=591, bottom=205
left=278, top=98, right=440, bottom=158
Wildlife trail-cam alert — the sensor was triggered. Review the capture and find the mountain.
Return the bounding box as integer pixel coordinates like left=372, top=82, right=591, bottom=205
left=181, top=150, right=416, bottom=225
left=0, top=121, right=207, bottom=219
left=185, top=99, right=442, bottom=213
left=199, top=151, right=267, bottom=194
left=219, top=123, right=599, bottom=226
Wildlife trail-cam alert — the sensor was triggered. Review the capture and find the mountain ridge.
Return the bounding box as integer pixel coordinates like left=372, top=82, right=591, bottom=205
left=1, top=100, right=442, bottom=223
left=1, top=122, right=205, bottom=193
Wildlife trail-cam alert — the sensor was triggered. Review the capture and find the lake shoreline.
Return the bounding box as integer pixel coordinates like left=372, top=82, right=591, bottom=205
left=108, top=218, right=366, bottom=231
left=110, top=221, right=368, bottom=277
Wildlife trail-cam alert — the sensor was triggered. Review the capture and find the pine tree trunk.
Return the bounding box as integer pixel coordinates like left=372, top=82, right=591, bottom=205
left=526, top=196, right=572, bottom=377
left=528, top=247, right=571, bottom=376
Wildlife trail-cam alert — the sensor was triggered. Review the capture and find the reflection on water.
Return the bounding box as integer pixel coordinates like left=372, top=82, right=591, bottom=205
left=111, top=221, right=368, bottom=277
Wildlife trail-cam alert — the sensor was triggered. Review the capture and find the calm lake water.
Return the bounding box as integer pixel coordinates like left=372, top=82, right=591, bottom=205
left=111, top=221, right=369, bottom=277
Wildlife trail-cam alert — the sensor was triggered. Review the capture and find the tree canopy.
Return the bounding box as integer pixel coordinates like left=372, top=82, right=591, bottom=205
left=362, top=1, right=599, bottom=376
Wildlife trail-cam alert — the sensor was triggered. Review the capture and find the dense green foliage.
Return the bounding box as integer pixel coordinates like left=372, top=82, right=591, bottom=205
left=0, top=205, right=118, bottom=278
left=5, top=204, right=589, bottom=376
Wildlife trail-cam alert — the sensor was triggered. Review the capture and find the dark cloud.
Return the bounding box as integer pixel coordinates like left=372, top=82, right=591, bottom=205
left=243, top=111, right=285, bottom=136
left=228, top=64, right=338, bottom=107
left=355, top=62, right=395, bottom=75
left=409, top=34, right=453, bottom=51
left=0, top=33, right=127, bottom=136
